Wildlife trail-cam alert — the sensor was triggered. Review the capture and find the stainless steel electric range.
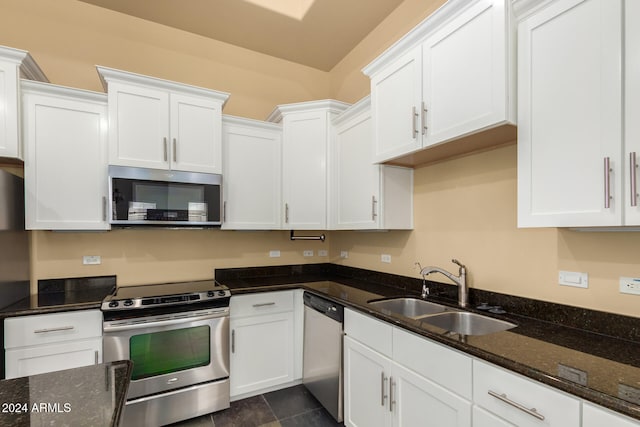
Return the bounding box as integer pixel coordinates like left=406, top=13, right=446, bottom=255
left=101, top=280, right=231, bottom=427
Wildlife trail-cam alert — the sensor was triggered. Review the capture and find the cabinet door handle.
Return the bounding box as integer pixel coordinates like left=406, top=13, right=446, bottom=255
left=231, top=329, right=235, bottom=353
left=380, top=372, right=388, bottom=406
left=389, top=376, right=396, bottom=412
left=94, top=350, right=99, bottom=365
left=34, top=326, right=74, bottom=334
left=421, top=101, right=428, bottom=135
left=163, top=137, right=168, bottom=162
left=631, top=152, right=638, bottom=207
left=412, top=107, right=419, bottom=139
left=223, top=201, right=227, bottom=222
left=173, top=138, right=177, bottom=163
left=372, top=195, right=378, bottom=220
left=488, top=390, right=545, bottom=421
left=285, top=203, right=289, bottom=223
left=252, top=302, right=276, bottom=308
left=604, top=157, right=612, bottom=209
left=102, top=196, right=107, bottom=222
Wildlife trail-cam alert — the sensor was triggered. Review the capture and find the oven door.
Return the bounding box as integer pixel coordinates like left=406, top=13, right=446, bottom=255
left=103, top=308, right=229, bottom=400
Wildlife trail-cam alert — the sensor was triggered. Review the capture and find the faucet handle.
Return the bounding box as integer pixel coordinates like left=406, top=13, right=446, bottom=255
left=451, top=259, right=465, bottom=268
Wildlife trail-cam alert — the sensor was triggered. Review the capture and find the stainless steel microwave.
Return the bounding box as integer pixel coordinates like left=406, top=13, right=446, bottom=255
left=108, top=165, right=222, bottom=227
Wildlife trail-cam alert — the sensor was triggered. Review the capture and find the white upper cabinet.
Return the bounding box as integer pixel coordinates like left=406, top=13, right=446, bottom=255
left=517, top=0, right=627, bottom=227
left=97, top=66, right=229, bottom=174
left=364, top=0, right=515, bottom=165
left=22, top=81, right=109, bottom=230
left=268, top=100, right=349, bottom=230
left=330, top=97, right=413, bottom=230
left=0, top=45, right=47, bottom=160
left=222, top=115, right=282, bottom=230
left=625, top=0, right=640, bottom=225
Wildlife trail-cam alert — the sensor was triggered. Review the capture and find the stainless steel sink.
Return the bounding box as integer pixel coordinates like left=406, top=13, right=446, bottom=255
left=418, top=311, right=516, bottom=336
left=368, top=297, right=450, bottom=319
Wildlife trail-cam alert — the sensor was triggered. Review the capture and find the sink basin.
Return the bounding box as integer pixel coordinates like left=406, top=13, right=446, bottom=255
left=368, top=297, right=449, bottom=319
left=419, top=312, right=516, bottom=336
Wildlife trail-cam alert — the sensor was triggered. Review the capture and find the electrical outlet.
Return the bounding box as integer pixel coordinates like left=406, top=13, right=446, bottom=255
left=620, top=277, right=640, bottom=295
left=558, top=271, right=588, bottom=288
left=318, top=250, right=328, bottom=257
left=381, top=254, right=391, bottom=263
left=303, top=250, right=314, bottom=257
left=340, top=251, right=349, bottom=259
left=269, top=250, right=281, bottom=258
left=83, top=255, right=101, bottom=265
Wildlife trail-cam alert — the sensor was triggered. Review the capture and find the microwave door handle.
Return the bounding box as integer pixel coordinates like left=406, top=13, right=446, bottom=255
left=103, top=310, right=228, bottom=332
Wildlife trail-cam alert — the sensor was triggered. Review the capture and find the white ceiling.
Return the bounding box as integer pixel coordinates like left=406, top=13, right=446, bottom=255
left=78, top=0, right=405, bottom=71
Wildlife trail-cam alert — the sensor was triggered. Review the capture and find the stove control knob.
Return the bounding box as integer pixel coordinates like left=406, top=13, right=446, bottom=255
left=123, top=299, right=134, bottom=307
left=217, top=290, right=226, bottom=296
left=207, top=291, right=215, bottom=297
left=108, top=301, right=119, bottom=308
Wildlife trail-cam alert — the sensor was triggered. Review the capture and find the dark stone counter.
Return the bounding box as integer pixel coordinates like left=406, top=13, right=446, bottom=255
left=0, top=360, right=131, bottom=427
left=216, top=264, right=640, bottom=422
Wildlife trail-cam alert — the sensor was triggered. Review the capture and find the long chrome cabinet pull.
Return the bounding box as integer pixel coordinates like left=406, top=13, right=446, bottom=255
left=102, top=196, right=107, bottom=221
left=173, top=138, right=177, bottom=162
left=422, top=101, right=428, bottom=135
left=604, top=157, right=612, bottom=209
left=285, top=203, right=289, bottom=223
left=163, top=137, right=168, bottom=162
left=94, top=350, right=99, bottom=365
left=412, top=107, right=419, bottom=139
left=231, top=329, right=235, bottom=353
left=223, top=201, right=226, bottom=222
left=372, top=196, right=378, bottom=221
left=380, top=372, right=388, bottom=406
left=631, top=152, right=638, bottom=207
left=389, top=377, right=396, bottom=412
left=252, top=302, right=276, bottom=308
left=34, top=326, right=74, bottom=334
left=488, top=390, right=545, bottom=421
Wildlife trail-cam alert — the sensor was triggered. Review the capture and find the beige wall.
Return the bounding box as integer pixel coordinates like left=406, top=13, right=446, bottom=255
left=2, top=0, right=639, bottom=317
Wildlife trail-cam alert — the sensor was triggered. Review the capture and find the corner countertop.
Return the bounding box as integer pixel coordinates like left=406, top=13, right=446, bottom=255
left=0, top=360, right=131, bottom=427
left=220, top=275, right=640, bottom=421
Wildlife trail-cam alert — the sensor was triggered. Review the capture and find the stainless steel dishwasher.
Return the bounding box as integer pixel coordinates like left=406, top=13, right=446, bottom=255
left=302, top=291, right=344, bottom=423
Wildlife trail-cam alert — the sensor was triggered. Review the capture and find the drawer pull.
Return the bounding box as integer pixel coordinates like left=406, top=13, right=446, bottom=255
left=488, top=390, right=545, bottom=421
left=34, top=326, right=75, bottom=334
left=252, top=302, right=276, bottom=308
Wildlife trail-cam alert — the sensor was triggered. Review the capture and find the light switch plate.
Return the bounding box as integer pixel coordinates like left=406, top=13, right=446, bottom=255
left=558, top=271, right=588, bottom=288
left=83, top=255, right=101, bottom=265
left=340, top=251, right=348, bottom=259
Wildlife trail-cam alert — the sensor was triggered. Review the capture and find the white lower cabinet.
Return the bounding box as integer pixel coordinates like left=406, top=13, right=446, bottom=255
left=472, top=406, right=514, bottom=427
left=229, top=290, right=301, bottom=399
left=344, top=308, right=471, bottom=427
left=583, top=402, right=640, bottom=427
left=4, top=310, right=102, bottom=379
left=473, top=360, right=580, bottom=427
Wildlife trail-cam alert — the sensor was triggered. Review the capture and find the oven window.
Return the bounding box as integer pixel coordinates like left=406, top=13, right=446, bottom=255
left=129, top=325, right=210, bottom=380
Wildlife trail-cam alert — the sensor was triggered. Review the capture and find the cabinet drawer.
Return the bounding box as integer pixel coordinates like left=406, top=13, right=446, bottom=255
left=344, top=308, right=392, bottom=358
left=4, top=310, right=102, bottom=348
left=393, top=327, right=472, bottom=400
left=230, top=291, right=294, bottom=318
left=5, top=337, right=102, bottom=379
left=473, top=360, right=580, bottom=427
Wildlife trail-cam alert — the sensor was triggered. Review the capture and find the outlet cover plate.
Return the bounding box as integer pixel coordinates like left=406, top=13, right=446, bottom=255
left=303, top=250, right=314, bottom=257
left=269, top=250, right=281, bottom=258
left=83, top=255, right=101, bottom=265
left=318, top=250, right=328, bottom=257
left=381, top=254, right=391, bottom=263
left=620, top=277, right=640, bottom=295
left=340, top=251, right=348, bottom=259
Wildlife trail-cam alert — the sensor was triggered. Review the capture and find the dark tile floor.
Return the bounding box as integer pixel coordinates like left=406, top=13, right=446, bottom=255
left=168, top=385, right=344, bottom=427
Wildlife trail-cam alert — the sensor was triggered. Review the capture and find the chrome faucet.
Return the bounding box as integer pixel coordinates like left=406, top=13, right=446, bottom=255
left=419, top=259, right=468, bottom=308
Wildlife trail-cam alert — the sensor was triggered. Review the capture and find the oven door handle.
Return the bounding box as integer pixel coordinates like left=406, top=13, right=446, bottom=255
left=103, top=310, right=228, bottom=332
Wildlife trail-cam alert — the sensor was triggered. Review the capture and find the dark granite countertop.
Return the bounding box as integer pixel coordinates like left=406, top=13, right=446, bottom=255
left=217, top=267, right=640, bottom=422
left=0, top=360, right=131, bottom=427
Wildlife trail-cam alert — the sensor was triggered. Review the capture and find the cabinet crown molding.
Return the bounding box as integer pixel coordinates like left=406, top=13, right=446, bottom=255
left=222, top=114, right=282, bottom=131
left=266, top=99, right=351, bottom=123
left=96, top=65, right=230, bottom=106
left=21, top=80, right=107, bottom=104
left=0, top=45, right=48, bottom=82
left=362, top=0, right=480, bottom=78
